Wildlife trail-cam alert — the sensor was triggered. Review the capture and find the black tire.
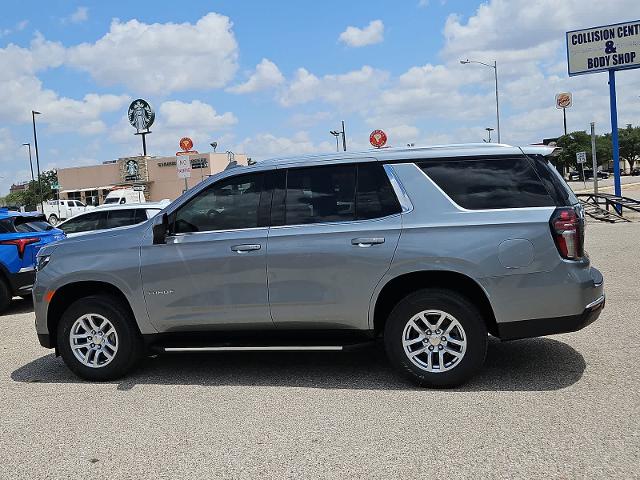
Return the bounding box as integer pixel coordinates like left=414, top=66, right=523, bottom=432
left=48, top=214, right=59, bottom=226
left=384, top=289, right=487, bottom=388
left=0, top=278, right=11, bottom=313
left=56, top=295, right=142, bottom=381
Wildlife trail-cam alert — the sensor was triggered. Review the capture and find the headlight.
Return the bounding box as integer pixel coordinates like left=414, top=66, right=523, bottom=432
left=36, top=255, right=51, bottom=272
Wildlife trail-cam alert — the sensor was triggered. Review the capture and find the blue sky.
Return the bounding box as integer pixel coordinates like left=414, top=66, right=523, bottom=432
left=1, top=0, right=639, bottom=194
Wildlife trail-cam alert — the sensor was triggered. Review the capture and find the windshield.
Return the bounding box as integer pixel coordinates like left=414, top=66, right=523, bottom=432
left=104, top=197, right=120, bottom=204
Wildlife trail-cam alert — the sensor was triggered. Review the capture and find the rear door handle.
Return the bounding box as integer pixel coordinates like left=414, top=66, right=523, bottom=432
left=231, top=244, right=261, bottom=253
left=351, top=237, right=385, bottom=247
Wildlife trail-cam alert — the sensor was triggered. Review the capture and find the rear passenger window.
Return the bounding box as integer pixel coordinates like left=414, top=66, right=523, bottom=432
left=106, top=209, right=137, bottom=228
left=356, top=164, right=401, bottom=219
left=285, top=165, right=356, bottom=225
left=418, top=157, right=554, bottom=209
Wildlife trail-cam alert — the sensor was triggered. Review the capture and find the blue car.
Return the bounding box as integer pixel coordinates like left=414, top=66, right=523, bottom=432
left=0, top=209, right=64, bottom=312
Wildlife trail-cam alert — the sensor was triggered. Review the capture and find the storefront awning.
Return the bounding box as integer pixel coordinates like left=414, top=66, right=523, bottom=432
left=60, top=185, right=115, bottom=194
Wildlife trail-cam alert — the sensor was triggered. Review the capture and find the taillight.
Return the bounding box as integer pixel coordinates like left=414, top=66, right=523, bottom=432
left=0, top=238, right=39, bottom=258
left=550, top=207, right=584, bottom=260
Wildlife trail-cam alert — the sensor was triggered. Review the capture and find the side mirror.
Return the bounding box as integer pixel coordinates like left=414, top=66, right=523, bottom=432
left=152, top=213, right=169, bottom=245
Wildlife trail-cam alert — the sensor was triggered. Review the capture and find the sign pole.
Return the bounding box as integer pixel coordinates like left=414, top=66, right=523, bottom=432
left=563, top=108, right=567, bottom=136
left=591, top=122, right=598, bottom=195
left=608, top=69, right=622, bottom=198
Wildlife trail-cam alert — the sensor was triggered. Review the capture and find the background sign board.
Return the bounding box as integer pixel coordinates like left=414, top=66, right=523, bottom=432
left=576, top=151, right=587, bottom=164
left=555, top=92, right=572, bottom=109
left=566, top=20, right=640, bottom=76
left=176, top=156, right=192, bottom=179
left=133, top=185, right=145, bottom=192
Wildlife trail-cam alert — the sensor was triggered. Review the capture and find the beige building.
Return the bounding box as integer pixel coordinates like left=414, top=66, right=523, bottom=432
left=57, top=152, right=249, bottom=205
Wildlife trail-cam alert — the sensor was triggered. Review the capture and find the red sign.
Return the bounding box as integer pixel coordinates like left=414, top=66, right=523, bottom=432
left=179, top=137, right=194, bottom=152
left=369, top=130, right=387, bottom=148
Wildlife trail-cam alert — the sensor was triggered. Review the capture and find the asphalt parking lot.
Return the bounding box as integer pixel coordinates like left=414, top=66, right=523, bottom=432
left=1, top=223, right=639, bottom=479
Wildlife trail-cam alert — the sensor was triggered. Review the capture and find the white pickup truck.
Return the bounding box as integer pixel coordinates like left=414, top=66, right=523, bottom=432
left=42, top=200, right=94, bottom=226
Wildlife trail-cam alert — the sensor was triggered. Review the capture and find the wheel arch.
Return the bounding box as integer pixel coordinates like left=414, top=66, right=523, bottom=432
left=371, top=270, right=498, bottom=336
left=47, top=281, right=139, bottom=350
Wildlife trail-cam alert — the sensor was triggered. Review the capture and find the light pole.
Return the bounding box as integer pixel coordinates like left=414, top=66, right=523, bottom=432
left=329, top=130, right=340, bottom=152
left=485, top=127, right=494, bottom=143
left=329, top=121, right=347, bottom=152
left=21, top=143, right=35, bottom=182
left=460, top=59, right=501, bottom=143
left=31, top=110, right=44, bottom=212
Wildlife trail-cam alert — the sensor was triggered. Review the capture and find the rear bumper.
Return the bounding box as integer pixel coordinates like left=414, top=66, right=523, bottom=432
left=497, top=294, right=605, bottom=340
left=8, top=267, right=36, bottom=295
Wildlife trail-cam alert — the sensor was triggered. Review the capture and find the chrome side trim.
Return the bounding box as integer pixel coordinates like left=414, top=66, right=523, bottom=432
left=18, top=266, right=35, bottom=273
left=585, top=295, right=605, bottom=310
left=164, top=346, right=344, bottom=352
left=383, top=164, right=414, bottom=213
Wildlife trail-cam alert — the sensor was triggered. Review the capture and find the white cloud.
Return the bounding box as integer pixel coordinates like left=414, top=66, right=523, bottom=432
left=227, top=58, right=284, bottom=94
left=159, top=100, right=237, bottom=130
left=0, top=34, right=127, bottom=133
left=279, top=66, right=389, bottom=110
left=418, top=0, right=429, bottom=7
left=289, top=111, right=331, bottom=128
left=233, top=131, right=333, bottom=160
left=67, top=13, right=238, bottom=94
left=69, top=6, right=89, bottom=24
left=338, top=20, right=384, bottom=48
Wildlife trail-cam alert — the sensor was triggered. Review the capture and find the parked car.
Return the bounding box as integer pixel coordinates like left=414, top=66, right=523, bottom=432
left=0, top=209, right=64, bottom=311
left=57, top=202, right=168, bottom=237
left=568, top=169, right=609, bottom=181
left=43, top=199, right=93, bottom=226
left=33, top=144, right=604, bottom=387
left=102, top=188, right=147, bottom=206
left=632, top=167, right=640, bottom=176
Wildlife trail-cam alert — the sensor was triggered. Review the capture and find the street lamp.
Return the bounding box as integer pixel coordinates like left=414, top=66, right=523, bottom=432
left=21, top=143, right=35, bottom=182
left=31, top=110, right=43, bottom=212
left=329, top=120, right=347, bottom=152
left=485, top=127, right=494, bottom=143
left=329, top=130, right=340, bottom=152
left=460, top=59, right=501, bottom=143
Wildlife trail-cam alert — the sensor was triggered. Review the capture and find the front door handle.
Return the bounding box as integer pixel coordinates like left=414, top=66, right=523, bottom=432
left=351, top=237, right=385, bottom=247
left=231, top=244, right=261, bottom=253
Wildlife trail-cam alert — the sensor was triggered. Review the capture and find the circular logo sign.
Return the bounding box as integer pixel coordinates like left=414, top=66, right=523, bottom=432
left=369, top=129, right=387, bottom=148
left=179, top=137, right=194, bottom=152
left=128, top=99, right=155, bottom=132
left=125, top=159, right=139, bottom=176
left=555, top=92, right=572, bottom=109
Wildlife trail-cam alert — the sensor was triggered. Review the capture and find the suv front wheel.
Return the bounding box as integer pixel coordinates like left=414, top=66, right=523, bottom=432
left=384, top=289, right=487, bottom=388
left=57, top=295, right=143, bottom=381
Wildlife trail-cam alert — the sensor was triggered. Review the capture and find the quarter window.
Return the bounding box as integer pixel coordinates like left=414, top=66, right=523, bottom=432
left=418, top=157, right=555, bottom=210
left=173, top=173, right=265, bottom=233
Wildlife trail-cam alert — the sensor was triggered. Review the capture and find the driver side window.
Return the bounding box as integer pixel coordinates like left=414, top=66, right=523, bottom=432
left=172, top=173, right=265, bottom=233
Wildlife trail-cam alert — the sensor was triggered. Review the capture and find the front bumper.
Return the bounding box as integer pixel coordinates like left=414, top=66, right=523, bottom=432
left=497, top=294, right=605, bottom=340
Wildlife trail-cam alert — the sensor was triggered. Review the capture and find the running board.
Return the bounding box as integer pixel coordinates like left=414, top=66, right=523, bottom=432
left=164, top=345, right=344, bottom=352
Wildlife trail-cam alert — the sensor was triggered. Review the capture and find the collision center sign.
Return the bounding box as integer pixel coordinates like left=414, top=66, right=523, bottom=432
left=567, top=20, right=640, bottom=76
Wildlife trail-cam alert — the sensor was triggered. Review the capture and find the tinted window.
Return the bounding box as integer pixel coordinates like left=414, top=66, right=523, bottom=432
left=528, top=154, right=577, bottom=206
left=173, top=173, right=264, bottom=233
left=104, top=198, right=119, bottom=205
left=418, top=157, right=554, bottom=209
left=356, top=164, right=401, bottom=219
left=285, top=165, right=356, bottom=225
left=61, top=211, right=107, bottom=234
left=105, top=209, right=138, bottom=229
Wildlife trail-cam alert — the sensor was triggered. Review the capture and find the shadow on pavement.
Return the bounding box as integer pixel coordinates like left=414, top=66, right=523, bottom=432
left=11, top=337, right=585, bottom=392
left=1, top=297, right=34, bottom=316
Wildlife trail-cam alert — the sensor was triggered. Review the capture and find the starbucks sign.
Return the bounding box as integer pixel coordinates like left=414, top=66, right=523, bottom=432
left=128, top=99, right=155, bottom=133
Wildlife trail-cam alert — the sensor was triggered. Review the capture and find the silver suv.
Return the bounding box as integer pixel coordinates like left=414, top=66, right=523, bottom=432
left=33, top=144, right=605, bottom=387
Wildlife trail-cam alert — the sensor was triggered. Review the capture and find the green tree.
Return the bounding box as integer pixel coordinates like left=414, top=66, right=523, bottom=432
left=619, top=125, right=640, bottom=172
left=556, top=131, right=592, bottom=170
left=2, top=170, right=58, bottom=210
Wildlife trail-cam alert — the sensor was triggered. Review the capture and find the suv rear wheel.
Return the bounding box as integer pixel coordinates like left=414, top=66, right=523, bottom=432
left=47, top=214, right=59, bottom=226
left=384, top=289, right=487, bottom=388
left=57, top=295, right=142, bottom=381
